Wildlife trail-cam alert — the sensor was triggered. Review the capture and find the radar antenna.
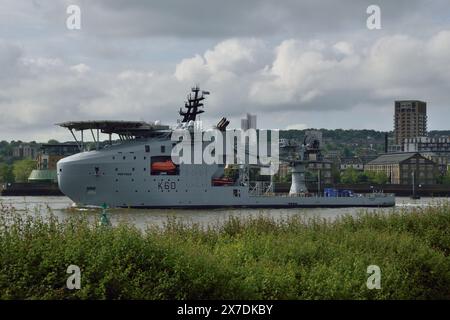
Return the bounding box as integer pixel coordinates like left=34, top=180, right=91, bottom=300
left=179, top=85, right=210, bottom=122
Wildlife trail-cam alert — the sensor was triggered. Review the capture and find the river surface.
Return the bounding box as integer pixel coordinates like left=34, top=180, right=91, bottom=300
left=0, top=196, right=448, bottom=230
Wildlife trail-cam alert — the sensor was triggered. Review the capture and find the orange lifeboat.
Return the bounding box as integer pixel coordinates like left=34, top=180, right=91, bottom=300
left=151, top=160, right=176, bottom=172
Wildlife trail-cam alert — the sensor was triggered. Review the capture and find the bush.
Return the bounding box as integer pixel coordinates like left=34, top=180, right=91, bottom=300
left=1, top=202, right=450, bottom=299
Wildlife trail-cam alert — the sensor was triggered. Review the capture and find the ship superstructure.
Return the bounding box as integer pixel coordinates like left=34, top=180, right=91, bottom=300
left=57, top=86, right=395, bottom=208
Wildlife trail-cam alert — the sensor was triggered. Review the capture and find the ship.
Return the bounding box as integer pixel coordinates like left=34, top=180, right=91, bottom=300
left=57, top=86, right=395, bottom=208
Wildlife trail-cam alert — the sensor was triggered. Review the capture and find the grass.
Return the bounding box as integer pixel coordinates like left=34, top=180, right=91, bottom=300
left=0, top=202, right=450, bottom=299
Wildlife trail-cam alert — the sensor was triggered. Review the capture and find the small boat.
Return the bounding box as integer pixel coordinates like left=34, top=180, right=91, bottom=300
left=151, top=160, right=176, bottom=173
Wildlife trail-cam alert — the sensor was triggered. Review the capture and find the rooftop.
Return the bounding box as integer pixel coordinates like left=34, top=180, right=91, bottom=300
left=367, top=152, right=421, bottom=165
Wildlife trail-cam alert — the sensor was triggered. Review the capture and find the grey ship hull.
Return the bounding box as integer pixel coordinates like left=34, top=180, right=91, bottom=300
left=57, top=140, right=395, bottom=208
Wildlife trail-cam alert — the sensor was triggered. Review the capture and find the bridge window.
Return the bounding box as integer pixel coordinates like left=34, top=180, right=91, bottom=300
left=161, top=145, right=166, bottom=153
left=145, top=145, right=150, bottom=153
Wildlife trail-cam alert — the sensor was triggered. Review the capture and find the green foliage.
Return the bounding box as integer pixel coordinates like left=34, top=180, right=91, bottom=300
left=12, top=159, right=36, bottom=182
left=439, top=171, right=450, bottom=185
left=0, top=163, right=15, bottom=183
left=373, top=171, right=389, bottom=184
left=331, top=165, right=341, bottom=183
left=341, top=168, right=390, bottom=185
left=1, top=203, right=450, bottom=300
left=341, top=168, right=359, bottom=184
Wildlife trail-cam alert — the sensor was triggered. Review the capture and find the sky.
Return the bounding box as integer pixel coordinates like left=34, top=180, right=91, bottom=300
left=1, top=0, right=450, bottom=142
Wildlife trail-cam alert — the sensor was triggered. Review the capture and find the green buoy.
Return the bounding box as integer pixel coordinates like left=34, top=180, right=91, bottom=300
left=99, top=203, right=112, bottom=227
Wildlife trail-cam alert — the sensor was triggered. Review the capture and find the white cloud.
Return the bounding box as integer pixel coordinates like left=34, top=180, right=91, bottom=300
left=3, top=28, right=450, bottom=141
left=286, top=123, right=308, bottom=130
left=70, top=63, right=91, bottom=74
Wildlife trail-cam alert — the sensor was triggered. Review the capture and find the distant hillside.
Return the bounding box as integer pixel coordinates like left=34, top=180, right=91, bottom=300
left=280, top=129, right=389, bottom=142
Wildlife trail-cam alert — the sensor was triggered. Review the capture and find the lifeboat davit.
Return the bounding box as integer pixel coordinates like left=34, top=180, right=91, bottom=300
left=151, top=160, right=176, bottom=172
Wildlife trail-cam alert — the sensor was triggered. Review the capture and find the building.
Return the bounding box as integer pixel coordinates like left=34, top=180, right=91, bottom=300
left=403, top=136, right=450, bottom=176
left=324, top=150, right=341, bottom=163
left=241, top=113, right=257, bottom=130
left=28, top=143, right=79, bottom=183
left=393, top=100, right=427, bottom=150
left=365, top=152, right=438, bottom=185
left=307, top=161, right=333, bottom=185
left=12, top=144, right=39, bottom=159
left=277, top=162, right=291, bottom=179
left=404, top=136, right=450, bottom=153
left=340, top=157, right=364, bottom=171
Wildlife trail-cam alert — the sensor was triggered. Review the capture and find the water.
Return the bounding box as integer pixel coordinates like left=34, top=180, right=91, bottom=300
left=0, top=196, right=448, bottom=230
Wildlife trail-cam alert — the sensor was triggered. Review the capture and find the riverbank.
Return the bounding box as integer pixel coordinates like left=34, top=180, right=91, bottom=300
left=0, top=203, right=449, bottom=299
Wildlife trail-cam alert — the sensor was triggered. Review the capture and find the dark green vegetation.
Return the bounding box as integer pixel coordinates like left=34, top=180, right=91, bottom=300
left=1, top=203, right=450, bottom=300
left=0, top=160, right=37, bottom=183
left=340, top=168, right=389, bottom=184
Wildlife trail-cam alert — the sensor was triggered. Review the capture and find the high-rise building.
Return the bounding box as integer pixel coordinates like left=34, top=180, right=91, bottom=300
left=394, top=100, right=427, bottom=150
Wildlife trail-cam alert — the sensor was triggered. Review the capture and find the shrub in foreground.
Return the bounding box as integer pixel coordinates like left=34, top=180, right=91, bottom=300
left=0, top=203, right=449, bottom=299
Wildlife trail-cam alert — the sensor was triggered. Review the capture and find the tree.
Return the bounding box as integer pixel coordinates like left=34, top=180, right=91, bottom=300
left=440, top=171, right=450, bottom=185
left=12, top=159, right=36, bottom=182
left=357, top=172, right=369, bottom=183
left=341, top=168, right=359, bottom=184
left=0, top=163, right=15, bottom=183
left=365, top=171, right=389, bottom=184
left=373, top=172, right=389, bottom=184
left=331, top=165, right=340, bottom=183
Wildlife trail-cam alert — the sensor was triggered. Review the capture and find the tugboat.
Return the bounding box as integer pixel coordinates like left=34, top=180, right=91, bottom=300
left=56, top=86, right=395, bottom=208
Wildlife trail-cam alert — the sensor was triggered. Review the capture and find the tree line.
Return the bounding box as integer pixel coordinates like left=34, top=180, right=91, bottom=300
left=0, top=160, right=37, bottom=184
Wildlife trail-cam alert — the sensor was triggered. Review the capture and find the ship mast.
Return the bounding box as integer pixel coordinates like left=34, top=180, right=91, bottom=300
left=179, top=85, right=209, bottom=122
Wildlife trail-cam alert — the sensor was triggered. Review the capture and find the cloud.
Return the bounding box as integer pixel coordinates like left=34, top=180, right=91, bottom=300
left=2, top=0, right=450, bottom=140
left=286, top=123, right=309, bottom=130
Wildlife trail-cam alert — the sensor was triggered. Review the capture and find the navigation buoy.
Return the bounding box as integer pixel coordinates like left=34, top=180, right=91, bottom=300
left=99, top=203, right=112, bottom=227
